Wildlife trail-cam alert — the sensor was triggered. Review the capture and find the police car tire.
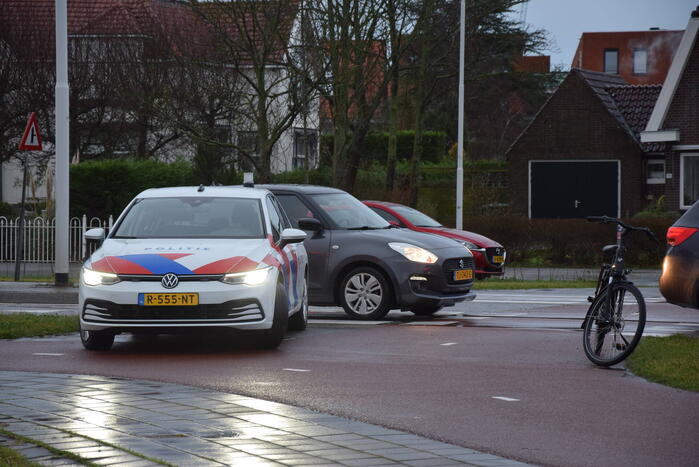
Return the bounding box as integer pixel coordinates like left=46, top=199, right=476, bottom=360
left=80, top=327, right=115, bottom=351
left=288, top=276, right=308, bottom=331
left=260, top=281, right=289, bottom=349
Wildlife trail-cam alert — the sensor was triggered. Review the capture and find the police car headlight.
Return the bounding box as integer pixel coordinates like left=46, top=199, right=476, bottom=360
left=388, top=242, right=438, bottom=264
left=81, top=268, right=120, bottom=286
left=221, top=267, right=271, bottom=286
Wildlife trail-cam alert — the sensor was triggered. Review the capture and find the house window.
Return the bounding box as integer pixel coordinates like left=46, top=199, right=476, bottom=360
left=681, top=153, right=699, bottom=208
left=604, top=49, right=619, bottom=74
left=646, top=159, right=665, bottom=184
left=633, top=49, right=648, bottom=74
left=293, top=129, right=318, bottom=170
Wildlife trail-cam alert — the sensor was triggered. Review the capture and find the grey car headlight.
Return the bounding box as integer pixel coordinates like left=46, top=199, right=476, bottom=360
left=81, top=267, right=120, bottom=286
left=388, top=242, right=438, bottom=264
left=221, top=266, right=272, bottom=286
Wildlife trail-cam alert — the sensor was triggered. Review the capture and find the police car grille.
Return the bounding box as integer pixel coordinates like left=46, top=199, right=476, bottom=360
left=443, top=257, right=475, bottom=284
left=83, top=299, right=264, bottom=323
left=117, top=274, right=223, bottom=282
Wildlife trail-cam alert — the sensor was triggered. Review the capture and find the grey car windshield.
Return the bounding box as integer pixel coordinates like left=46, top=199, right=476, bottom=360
left=113, top=197, right=265, bottom=238
left=392, top=205, right=442, bottom=227
left=312, top=193, right=389, bottom=229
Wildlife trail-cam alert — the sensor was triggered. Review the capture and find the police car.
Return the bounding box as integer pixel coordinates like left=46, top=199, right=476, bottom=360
left=79, top=186, right=308, bottom=350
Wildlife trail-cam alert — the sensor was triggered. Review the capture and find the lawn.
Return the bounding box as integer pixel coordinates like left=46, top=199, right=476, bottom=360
left=473, top=278, right=596, bottom=290
left=627, top=335, right=699, bottom=392
left=0, top=314, right=79, bottom=339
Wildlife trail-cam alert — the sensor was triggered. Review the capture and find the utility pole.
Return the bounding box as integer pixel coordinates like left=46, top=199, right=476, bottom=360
left=55, top=0, right=70, bottom=285
left=456, top=0, right=465, bottom=229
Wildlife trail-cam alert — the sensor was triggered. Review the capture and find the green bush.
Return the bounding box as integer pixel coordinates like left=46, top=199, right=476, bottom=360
left=0, top=201, right=17, bottom=218
left=70, top=159, right=197, bottom=218
left=460, top=216, right=670, bottom=268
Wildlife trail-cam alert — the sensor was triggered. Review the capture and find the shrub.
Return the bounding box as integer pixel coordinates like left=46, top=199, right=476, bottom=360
left=0, top=202, right=17, bottom=218
left=70, top=159, right=197, bottom=218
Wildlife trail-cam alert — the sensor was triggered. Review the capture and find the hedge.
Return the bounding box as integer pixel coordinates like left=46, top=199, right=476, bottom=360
left=70, top=159, right=197, bottom=219
left=321, top=130, right=447, bottom=166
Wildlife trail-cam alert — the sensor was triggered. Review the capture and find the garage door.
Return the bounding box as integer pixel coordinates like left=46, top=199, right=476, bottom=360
left=530, top=161, right=619, bottom=218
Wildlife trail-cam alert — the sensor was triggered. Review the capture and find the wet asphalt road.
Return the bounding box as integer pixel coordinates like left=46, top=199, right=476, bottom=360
left=1, top=288, right=698, bottom=466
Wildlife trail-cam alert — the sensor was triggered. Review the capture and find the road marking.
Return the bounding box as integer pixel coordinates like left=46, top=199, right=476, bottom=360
left=308, top=319, right=390, bottom=325
left=440, top=342, right=457, bottom=346
left=401, top=321, right=458, bottom=326
left=492, top=396, right=520, bottom=402
left=32, top=353, right=64, bottom=356
left=283, top=368, right=310, bottom=372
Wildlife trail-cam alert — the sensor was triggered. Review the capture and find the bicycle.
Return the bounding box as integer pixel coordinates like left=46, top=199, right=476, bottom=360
left=581, top=216, right=658, bottom=366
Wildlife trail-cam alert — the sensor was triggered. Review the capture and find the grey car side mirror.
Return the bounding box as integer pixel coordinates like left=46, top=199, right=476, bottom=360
left=298, top=217, right=322, bottom=232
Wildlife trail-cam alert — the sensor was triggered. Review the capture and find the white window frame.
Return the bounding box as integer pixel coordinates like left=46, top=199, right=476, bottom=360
left=604, top=49, right=619, bottom=74
left=633, top=48, right=648, bottom=74
left=646, top=158, right=665, bottom=185
left=680, top=152, right=699, bottom=210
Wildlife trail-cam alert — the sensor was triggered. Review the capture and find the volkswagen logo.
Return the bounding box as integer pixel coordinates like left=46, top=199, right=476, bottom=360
left=459, top=259, right=465, bottom=269
left=161, top=273, right=179, bottom=289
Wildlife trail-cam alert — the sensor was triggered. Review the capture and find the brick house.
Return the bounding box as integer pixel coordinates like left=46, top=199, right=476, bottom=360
left=506, top=69, right=661, bottom=218
left=641, top=8, right=699, bottom=211
left=571, top=29, right=682, bottom=85
left=507, top=8, right=698, bottom=219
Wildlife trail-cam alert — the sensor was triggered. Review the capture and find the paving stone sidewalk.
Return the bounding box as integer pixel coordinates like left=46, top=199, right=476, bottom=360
left=0, top=371, right=530, bottom=467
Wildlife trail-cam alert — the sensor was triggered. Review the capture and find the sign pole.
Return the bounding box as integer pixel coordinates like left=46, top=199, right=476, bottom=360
left=13, top=156, right=29, bottom=281
left=55, top=0, right=70, bottom=285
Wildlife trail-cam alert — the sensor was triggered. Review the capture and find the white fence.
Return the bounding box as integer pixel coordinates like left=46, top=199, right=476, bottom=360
left=0, top=216, right=113, bottom=263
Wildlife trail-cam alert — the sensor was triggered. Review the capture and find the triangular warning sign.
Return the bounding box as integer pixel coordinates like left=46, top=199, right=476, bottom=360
left=19, top=112, right=42, bottom=151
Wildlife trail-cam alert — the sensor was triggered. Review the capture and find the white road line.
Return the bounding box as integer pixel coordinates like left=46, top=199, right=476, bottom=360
left=492, top=396, right=520, bottom=402
left=282, top=368, right=310, bottom=372
left=32, top=353, right=64, bottom=356
left=308, top=319, right=390, bottom=325
left=440, top=342, right=457, bottom=346
left=401, top=321, right=459, bottom=326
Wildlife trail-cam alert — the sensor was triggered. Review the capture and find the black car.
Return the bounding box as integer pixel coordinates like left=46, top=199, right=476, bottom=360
left=660, top=200, right=699, bottom=309
left=259, top=184, right=476, bottom=319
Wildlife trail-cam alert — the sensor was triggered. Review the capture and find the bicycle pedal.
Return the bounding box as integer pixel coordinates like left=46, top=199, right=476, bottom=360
left=614, top=343, right=627, bottom=350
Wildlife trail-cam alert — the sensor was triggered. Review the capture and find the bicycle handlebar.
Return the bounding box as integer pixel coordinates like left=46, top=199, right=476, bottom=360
left=586, top=216, right=658, bottom=243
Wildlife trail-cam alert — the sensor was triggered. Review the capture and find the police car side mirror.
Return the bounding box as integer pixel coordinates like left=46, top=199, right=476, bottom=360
left=280, top=228, right=307, bottom=247
left=298, top=218, right=322, bottom=232
left=85, top=228, right=105, bottom=245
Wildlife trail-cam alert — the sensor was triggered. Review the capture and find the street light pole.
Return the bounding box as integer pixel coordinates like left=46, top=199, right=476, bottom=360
left=55, top=0, right=70, bottom=285
left=456, top=0, right=465, bottom=230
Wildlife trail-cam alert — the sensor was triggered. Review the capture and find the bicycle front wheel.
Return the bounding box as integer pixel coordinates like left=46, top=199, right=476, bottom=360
left=583, top=282, right=646, bottom=366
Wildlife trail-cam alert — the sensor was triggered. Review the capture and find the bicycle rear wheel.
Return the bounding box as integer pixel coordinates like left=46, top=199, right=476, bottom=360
left=582, top=282, right=646, bottom=366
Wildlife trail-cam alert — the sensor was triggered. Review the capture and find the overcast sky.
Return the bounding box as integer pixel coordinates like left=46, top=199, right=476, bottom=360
left=518, top=0, right=698, bottom=69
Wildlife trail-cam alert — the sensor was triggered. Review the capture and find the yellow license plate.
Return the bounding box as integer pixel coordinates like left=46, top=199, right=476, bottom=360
left=139, top=293, right=199, bottom=306
left=492, top=255, right=505, bottom=264
left=453, top=269, right=473, bottom=281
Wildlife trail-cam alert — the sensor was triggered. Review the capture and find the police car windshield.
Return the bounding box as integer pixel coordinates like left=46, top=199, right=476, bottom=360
left=312, top=193, right=389, bottom=229
left=112, top=197, right=265, bottom=239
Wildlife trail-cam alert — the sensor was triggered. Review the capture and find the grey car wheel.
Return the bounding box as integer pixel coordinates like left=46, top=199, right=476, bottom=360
left=339, top=266, right=391, bottom=320
left=289, top=275, right=308, bottom=331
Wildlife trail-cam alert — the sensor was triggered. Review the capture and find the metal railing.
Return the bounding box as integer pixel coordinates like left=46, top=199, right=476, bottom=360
left=0, top=215, right=113, bottom=263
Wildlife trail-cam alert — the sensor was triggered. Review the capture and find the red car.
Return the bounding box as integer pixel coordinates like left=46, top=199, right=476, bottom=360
left=364, top=201, right=506, bottom=279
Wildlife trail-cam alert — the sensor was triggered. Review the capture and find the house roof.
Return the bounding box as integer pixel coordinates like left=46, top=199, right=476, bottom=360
left=506, top=68, right=663, bottom=157
left=0, top=0, right=298, bottom=63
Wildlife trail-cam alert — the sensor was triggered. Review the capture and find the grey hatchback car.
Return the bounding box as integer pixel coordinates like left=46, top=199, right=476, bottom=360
left=260, top=184, right=476, bottom=319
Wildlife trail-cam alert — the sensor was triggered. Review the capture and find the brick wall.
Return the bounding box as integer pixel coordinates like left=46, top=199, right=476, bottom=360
left=664, top=39, right=699, bottom=144
left=508, top=72, right=645, bottom=217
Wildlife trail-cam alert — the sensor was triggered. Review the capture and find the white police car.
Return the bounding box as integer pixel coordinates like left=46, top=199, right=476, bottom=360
left=79, top=186, right=308, bottom=350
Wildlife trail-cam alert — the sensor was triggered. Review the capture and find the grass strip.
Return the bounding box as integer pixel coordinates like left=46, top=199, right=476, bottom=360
left=0, top=421, right=175, bottom=467
left=473, top=279, right=596, bottom=290
left=627, top=335, right=699, bottom=392
left=0, top=314, right=79, bottom=339
left=0, top=441, right=43, bottom=467
left=0, top=427, right=99, bottom=467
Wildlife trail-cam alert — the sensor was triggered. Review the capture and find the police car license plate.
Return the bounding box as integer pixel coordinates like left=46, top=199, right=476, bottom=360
left=138, top=293, right=199, bottom=306
left=453, top=269, right=473, bottom=281
left=492, top=255, right=504, bottom=264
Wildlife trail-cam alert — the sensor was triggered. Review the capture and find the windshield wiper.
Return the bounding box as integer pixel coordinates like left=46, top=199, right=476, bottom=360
left=348, top=225, right=372, bottom=230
